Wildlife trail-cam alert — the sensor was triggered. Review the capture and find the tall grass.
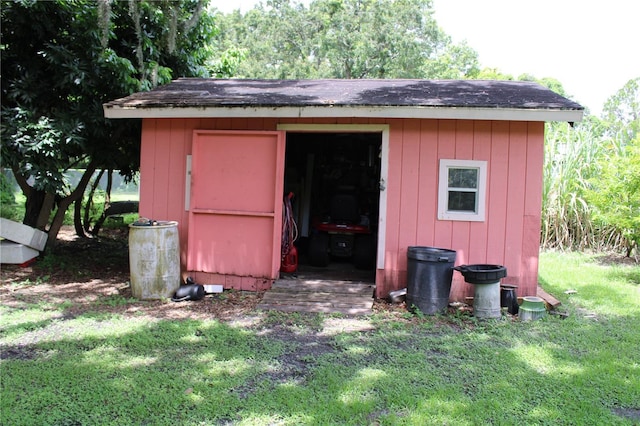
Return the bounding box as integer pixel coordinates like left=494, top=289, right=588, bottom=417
left=541, top=121, right=626, bottom=251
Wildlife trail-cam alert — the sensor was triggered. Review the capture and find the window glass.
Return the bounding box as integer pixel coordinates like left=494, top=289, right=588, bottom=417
left=448, top=191, right=477, bottom=212
left=448, top=168, right=478, bottom=189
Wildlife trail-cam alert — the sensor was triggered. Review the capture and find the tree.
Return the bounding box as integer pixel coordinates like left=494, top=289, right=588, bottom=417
left=586, top=135, right=640, bottom=256
left=212, top=0, right=479, bottom=79
left=1, top=0, right=216, bottom=247
left=601, top=77, right=640, bottom=144
left=585, top=78, right=640, bottom=256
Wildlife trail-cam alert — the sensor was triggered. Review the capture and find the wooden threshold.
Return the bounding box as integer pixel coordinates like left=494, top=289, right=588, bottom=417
left=257, top=278, right=375, bottom=315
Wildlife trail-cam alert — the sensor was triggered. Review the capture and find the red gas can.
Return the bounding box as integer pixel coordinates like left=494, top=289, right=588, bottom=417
left=280, top=245, right=298, bottom=273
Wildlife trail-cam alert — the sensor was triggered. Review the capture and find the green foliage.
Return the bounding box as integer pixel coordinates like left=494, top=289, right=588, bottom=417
left=0, top=0, right=217, bottom=236
left=542, top=121, right=602, bottom=250
left=213, top=0, right=480, bottom=79
left=0, top=171, right=16, bottom=206
left=208, top=47, right=247, bottom=77
left=601, top=77, right=640, bottom=144
left=586, top=136, right=640, bottom=255
left=0, top=181, right=23, bottom=222
left=476, top=67, right=515, bottom=80
left=541, top=78, right=639, bottom=253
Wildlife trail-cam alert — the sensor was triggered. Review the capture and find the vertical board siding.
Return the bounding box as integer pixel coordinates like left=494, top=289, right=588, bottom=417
left=468, top=121, right=492, bottom=262
left=485, top=121, right=510, bottom=266
left=463, top=121, right=493, bottom=299
left=381, top=120, right=405, bottom=294
left=451, top=120, right=475, bottom=261
left=139, top=117, right=544, bottom=298
left=449, top=121, right=475, bottom=300
left=521, top=122, right=545, bottom=292
left=397, top=120, right=421, bottom=272
left=151, top=120, right=173, bottom=220
left=415, top=120, right=438, bottom=245
left=139, top=119, right=156, bottom=219
left=433, top=121, right=455, bottom=249
left=504, top=122, right=528, bottom=284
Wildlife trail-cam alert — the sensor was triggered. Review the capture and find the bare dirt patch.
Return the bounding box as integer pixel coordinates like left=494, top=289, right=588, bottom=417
left=1, top=226, right=405, bottom=329
left=1, top=226, right=270, bottom=321
left=594, top=252, right=639, bottom=267
left=612, top=407, right=640, bottom=422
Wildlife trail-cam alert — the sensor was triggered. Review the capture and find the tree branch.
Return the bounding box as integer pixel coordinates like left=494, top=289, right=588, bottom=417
left=10, top=165, right=32, bottom=197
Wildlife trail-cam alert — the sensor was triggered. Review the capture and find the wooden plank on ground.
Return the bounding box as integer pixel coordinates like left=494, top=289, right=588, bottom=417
left=537, top=286, right=562, bottom=309
left=257, top=303, right=372, bottom=315
left=257, top=279, right=374, bottom=315
left=272, top=279, right=374, bottom=294
left=261, top=292, right=373, bottom=304
left=259, top=299, right=372, bottom=309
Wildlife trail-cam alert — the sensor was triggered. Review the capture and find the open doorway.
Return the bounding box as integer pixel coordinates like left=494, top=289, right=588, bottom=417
left=283, top=131, right=382, bottom=283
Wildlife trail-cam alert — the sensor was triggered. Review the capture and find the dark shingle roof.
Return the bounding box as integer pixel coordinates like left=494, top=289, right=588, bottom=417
left=104, top=78, right=584, bottom=122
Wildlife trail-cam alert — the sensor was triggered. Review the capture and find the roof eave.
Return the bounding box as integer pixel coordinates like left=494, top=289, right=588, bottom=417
left=103, top=104, right=584, bottom=123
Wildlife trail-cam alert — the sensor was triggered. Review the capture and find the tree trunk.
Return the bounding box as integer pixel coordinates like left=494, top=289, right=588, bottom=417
left=105, top=169, right=113, bottom=206
left=46, top=161, right=98, bottom=248
left=36, top=193, right=56, bottom=230
left=81, top=169, right=105, bottom=234
left=23, top=189, right=46, bottom=228
left=11, top=165, right=46, bottom=229
left=73, top=198, right=87, bottom=238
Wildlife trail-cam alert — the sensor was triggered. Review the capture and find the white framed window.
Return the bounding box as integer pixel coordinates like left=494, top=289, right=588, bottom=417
left=438, top=159, right=487, bottom=222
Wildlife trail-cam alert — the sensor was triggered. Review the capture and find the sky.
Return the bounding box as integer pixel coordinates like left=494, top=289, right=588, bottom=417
left=211, top=0, right=639, bottom=115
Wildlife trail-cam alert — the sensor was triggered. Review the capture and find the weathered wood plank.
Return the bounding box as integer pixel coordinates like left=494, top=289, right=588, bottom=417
left=257, top=278, right=374, bottom=314
left=273, top=278, right=374, bottom=287
left=267, top=288, right=374, bottom=299
left=272, top=280, right=374, bottom=294
left=262, top=291, right=372, bottom=301
left=537, top=286, right=562, bottom=309
left=261, top=297, right=372, bottom=307
left=257, top=303, right=372, bottom=315
left=259, top=299, right=372, bottom=308
left=261, top=298, right=372, bottom=309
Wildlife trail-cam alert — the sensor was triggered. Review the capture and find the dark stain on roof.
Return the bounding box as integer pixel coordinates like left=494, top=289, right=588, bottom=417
left=104, top=78, right=584, bottom=111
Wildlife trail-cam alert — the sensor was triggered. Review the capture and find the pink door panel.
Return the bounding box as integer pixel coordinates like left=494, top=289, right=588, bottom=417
left=188, top=130, right=285, bottom=279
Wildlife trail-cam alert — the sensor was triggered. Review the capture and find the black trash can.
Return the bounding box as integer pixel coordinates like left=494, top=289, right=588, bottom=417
left=406, top=246, right=457, bottom=315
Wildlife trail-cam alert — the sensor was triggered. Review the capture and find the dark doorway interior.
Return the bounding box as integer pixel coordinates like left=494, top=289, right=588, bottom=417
left=283, top=132, right=382, bottom=282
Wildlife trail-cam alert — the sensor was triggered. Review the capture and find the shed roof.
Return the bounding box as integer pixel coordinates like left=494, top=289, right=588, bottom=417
left=103, top=78, right=584, bottom=122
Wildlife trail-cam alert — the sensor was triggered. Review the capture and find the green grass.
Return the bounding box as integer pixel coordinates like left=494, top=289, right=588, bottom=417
left=1, top=252, right=639, bottom=425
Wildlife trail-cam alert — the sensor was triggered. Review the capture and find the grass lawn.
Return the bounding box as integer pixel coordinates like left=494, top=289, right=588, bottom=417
left=1, top=251, right=639, bottom=425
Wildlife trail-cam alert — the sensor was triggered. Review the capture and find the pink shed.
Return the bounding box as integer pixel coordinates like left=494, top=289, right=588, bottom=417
left=104, top=79, right=583, bottom=302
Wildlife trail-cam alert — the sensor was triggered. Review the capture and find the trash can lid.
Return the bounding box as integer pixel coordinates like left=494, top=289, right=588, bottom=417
left=130, top=219, right=178, bottom=228
left=407, top=246, right=456, bottom=262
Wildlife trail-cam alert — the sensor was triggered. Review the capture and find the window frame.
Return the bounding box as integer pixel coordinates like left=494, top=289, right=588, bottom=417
left=437, top=159, right=487, bottom=222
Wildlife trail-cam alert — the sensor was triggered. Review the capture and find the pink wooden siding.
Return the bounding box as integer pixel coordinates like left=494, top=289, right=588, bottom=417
left=378, top=119, right=544, bottom=300
left=139, top=119, right=193, bottom=271
left=138, top=117, right=545, bottom=298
